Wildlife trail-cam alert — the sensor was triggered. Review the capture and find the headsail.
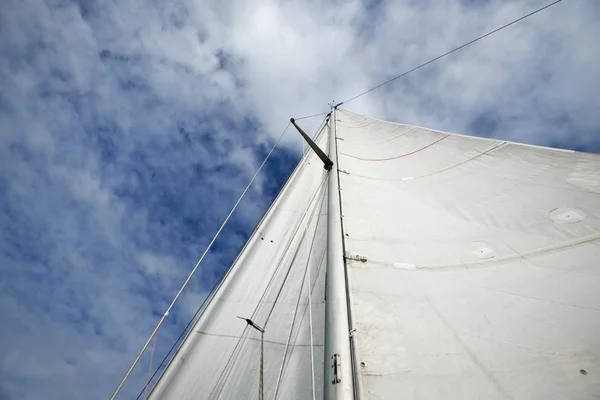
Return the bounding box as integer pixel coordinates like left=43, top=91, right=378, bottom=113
left=146, top=109, right=600, bottom=399
left=149, top=123, right=331, bottom=399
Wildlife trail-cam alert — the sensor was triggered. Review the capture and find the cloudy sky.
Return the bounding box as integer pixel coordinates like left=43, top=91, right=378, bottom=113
left=1, top=0, right=599, bottom=398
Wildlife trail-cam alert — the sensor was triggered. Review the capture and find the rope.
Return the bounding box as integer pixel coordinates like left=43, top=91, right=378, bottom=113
left=342, top=0, right=564, bottom=104
left=272, top=184, right=326, bottom=399
left=306, top=224, right=316, bottom=400
left=260, top=331, right=265, bottom=400
left=110, top=122, right=291, bottom=400
left=208, top=172, right=328, bottom=399
left=340, top=134, right=449, bottom=161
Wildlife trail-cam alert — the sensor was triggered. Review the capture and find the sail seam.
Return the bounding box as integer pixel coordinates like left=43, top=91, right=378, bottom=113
left=340, top=126, right=417, bottom=147
left=339, top=109, right=576, bottom=154
left=347, top=141, right=507, bottom=181
left=347, top=233, right=600, bottom=271
left=340, top=134, right=449, bottom=162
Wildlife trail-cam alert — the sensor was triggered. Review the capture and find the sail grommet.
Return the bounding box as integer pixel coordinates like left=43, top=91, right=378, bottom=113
left=360, top=361, right=367, bottom=368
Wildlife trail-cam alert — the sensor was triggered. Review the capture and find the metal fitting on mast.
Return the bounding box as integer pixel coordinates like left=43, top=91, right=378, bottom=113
left=290, top=118, right=334, bottom=170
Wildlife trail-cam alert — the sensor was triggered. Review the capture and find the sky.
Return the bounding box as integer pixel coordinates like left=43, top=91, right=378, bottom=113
left=0, top=0, right=599, bottom=398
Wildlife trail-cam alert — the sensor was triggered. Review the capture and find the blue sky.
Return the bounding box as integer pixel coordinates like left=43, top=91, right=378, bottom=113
left=0, top=0, right=599, bottom=398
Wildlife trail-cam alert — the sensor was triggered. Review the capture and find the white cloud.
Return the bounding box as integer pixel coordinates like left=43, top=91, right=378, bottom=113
left=0, top=0, right=598, bottom=399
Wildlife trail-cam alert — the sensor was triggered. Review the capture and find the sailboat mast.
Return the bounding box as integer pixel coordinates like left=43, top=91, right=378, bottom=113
left=324, top=105, right=355, bottom=400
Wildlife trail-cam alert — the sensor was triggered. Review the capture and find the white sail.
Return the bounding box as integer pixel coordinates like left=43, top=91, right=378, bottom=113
left=149, top=124, right=331, bottom=399
left=148, top=109, right=600, bottom=399
left=336, top=109, right=600, bottom=399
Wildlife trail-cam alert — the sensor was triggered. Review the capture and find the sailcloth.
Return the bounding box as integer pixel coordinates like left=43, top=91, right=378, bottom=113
left=149, top=109, right=600, bottom=399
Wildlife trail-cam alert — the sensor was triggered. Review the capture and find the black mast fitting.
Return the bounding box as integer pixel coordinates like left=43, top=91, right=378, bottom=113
left=236, top=316, right=265, bottom=333
left=290, top=118, right=334, bottom=171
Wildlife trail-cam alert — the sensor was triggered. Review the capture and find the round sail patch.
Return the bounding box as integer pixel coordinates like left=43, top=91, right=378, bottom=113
left=549, top=207, right=586, bottom=224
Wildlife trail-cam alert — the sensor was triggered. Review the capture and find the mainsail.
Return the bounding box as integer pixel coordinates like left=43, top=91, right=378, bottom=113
left=145, top=108, right=600, bottom=399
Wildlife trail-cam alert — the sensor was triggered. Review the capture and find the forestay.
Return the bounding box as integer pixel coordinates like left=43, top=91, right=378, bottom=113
left=337, top=109, right=600, bottom=399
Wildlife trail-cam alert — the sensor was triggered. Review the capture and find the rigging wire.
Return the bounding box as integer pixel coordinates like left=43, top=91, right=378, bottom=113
left=342, top=0, right=563, bottom=105
left=111, top=122, right=291, bottom=400
left=294, top=111, right=329, bottom=121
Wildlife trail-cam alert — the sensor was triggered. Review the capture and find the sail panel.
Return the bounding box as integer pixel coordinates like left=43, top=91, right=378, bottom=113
left=336, top=109, right=600, bottom=399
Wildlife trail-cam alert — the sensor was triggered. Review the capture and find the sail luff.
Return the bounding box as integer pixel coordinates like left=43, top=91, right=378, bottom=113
left=324, top=106, right=355, bottom=399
